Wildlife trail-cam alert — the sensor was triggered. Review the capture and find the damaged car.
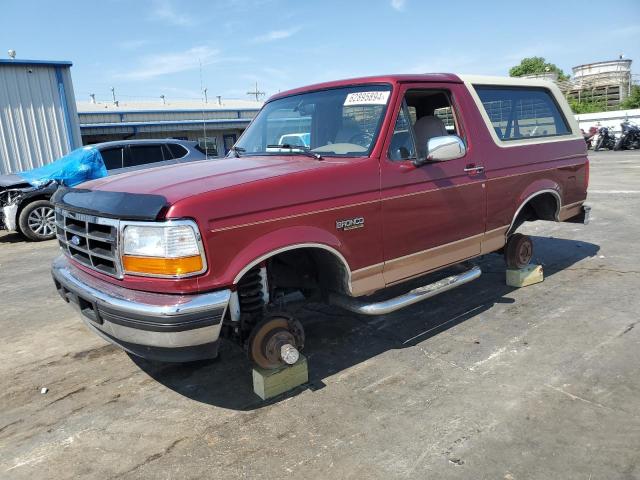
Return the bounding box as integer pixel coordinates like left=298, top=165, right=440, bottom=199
left=1, top=139, right=207, bottom=241
left=0, top=147, right=106, bottom=241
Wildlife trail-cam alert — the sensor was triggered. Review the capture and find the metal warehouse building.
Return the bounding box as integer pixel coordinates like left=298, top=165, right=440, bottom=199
left=77, top=98, right=262, bottom=156
left=0, top=59, right=82, bottom=175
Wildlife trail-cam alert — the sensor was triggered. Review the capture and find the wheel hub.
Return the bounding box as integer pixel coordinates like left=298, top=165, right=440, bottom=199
left=263, top=328, right=297, bottom=365
left=28, top=206, right=55, bottom=237
left=248, top=315, right=305, bottom=369
left=518, top=241, right=532, bottom=265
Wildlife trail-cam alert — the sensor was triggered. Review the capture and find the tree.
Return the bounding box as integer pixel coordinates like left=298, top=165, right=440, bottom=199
left=509, top=57, right=570, bottom=81
left=620, top=85, right=640, bottom=110
left=568, top=97, right=607, bottom=114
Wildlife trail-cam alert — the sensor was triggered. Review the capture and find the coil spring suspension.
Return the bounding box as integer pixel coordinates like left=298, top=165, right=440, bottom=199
left=237, top=265, right=268, bottom=316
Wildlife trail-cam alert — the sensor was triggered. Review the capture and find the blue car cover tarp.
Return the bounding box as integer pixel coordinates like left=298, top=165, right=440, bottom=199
left=18, top=147, right=107, bottom=188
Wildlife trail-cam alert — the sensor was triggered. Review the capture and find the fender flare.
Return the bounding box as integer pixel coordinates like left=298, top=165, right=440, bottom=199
left=508, top=185, right=562, bottom=235
left=227, top=226, right=353, bottom=294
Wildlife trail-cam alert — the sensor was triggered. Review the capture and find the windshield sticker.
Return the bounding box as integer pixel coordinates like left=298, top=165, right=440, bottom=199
left=344, top=91, right=390, bottom=106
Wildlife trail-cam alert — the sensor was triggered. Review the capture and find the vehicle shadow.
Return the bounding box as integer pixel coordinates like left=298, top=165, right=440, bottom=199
left=0, top=232, right=26, bottom=244
left=131, top=235, right=599, bottom=411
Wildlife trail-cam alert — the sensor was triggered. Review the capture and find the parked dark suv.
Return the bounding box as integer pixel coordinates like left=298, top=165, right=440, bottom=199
left=0, top=139, right=207, bottom=241
left=94, top=139, right=208, bottom=173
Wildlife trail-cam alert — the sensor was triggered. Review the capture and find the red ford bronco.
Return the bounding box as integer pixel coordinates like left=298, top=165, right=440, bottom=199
left=51, top=74, right=589, bottom=369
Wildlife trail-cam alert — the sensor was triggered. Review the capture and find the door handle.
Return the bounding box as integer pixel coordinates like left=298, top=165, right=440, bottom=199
left=464, top=165, right=485, bottom=174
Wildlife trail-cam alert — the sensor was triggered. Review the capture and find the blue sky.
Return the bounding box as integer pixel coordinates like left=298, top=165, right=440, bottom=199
left=1, top=0, right=639, bottom=102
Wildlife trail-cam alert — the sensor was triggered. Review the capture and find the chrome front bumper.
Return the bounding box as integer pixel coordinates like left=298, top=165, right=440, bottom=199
left=51, top=255, right=231, bottom=362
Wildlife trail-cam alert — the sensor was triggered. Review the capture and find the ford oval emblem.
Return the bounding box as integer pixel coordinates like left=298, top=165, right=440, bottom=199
left=70, top=235, right=81, bottom=246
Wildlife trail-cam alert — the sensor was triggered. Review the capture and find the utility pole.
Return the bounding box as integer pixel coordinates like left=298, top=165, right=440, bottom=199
left=247, top=82, right=265, bottom=102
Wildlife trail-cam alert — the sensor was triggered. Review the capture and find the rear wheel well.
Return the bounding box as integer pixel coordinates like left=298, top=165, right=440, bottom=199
left=509, top=192, right=560, bottom=234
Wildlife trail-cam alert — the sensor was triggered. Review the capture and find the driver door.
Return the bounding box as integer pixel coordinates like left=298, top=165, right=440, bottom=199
left=380, top=83, right=486, bottom=285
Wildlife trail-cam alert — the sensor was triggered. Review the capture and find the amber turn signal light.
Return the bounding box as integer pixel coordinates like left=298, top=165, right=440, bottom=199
left=122, top=255, right=203, bottom=276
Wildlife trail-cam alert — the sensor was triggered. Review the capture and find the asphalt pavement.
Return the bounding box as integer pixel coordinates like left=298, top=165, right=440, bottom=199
left=1, top=150, right=639, bottom=479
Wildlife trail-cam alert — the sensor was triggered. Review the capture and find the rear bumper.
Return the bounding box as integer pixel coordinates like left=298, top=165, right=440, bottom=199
left=565, top=204, right=591, bottom=225
left=51, top=255, right=231, bottom=362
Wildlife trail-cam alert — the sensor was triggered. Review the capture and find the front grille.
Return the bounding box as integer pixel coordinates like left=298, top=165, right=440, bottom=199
left=55, top=208, right=122, bottom=278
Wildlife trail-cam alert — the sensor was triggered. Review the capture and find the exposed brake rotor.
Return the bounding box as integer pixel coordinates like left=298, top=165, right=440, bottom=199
left=247, top=314, right=305, bottom=370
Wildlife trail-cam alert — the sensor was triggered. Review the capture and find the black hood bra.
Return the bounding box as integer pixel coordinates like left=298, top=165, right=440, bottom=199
left=52, top=187, right=169, bottom=221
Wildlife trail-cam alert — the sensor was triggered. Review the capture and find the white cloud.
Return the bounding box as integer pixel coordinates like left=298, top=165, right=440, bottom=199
left=115, top=46, right=221, bottom=81
left=150, top=0, right=195, bottom=26
left=391, top=0, right=406, bottom=11
left=252, top=27, right=301, bottom=43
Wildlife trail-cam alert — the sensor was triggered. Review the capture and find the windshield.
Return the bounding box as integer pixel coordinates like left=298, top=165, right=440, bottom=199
left=232, top=84, right=392, bottom=157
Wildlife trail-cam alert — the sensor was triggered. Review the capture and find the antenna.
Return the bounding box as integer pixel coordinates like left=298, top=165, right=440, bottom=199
left=247, top=82, right=265, bottom=102
left=199, top=59, right=209, bottom=157
left=110, top=87, right=117, bottom=105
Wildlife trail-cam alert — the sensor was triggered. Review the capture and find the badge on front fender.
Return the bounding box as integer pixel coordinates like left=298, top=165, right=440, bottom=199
left=336, top=217, right=364, bottom=231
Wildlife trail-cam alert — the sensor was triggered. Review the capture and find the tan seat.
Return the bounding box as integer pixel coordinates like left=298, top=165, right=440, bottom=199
left=334, top=119, right=363, bottom=144
left=413, top=115, right=448, bottom=157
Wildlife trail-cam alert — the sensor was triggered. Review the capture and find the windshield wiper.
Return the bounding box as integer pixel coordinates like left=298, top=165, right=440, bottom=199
left=229, top=146, right=245, bottom=158
left=266, top=144, right=322, bottom=160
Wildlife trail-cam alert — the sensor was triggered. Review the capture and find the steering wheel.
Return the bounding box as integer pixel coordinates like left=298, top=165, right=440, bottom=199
left=348, top=132, right=374, bottom=147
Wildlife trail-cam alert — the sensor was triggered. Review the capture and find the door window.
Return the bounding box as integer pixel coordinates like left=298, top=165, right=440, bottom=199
left=100, top=148, right=124, bottom=170
left=197, top=137, right=218, bottom=157
left=388, top=89, right=461, bottom=160
left=167, top=143, right=189, bottom=159
left=126, top=145, right=165, bottom=167
left=388, top=103, right=416, bottom=160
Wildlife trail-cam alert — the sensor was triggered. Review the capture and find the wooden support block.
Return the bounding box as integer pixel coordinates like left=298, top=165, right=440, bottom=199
left=506, top=264, right=544, bottom=288
left=252, top=355, right=308, bottom=400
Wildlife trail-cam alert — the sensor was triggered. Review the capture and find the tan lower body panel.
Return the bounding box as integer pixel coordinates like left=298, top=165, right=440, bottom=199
left=351, top=263, right=385, bottom=297
left=480, top=225, right=510, bottom=254
left=383, top=234, right=482, bottom=286
left=349, top=226, right=510, bottom=296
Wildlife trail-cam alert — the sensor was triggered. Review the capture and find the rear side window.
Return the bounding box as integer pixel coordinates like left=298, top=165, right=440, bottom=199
left=100, top=147, right=124, bottom=170
left=126, top=145, right=165, bottom=167
left=474, top=86, right=570, bottom=141
left=167, top=143, right=188, bottom=159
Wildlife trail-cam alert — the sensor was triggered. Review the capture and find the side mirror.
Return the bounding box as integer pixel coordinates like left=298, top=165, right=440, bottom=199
left=414, top=135, right=466, bottom=166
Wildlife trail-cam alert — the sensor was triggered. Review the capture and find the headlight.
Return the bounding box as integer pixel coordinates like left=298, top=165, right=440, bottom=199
left=121, top=221, right=206, bottom=277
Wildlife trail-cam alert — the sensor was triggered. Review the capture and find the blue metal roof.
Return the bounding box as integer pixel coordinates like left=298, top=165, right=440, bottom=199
left=78, top=107, right=259, bottom=115
left=79, top=118, right=251, bottom=129
left=0, top=59, right=73, bottom=67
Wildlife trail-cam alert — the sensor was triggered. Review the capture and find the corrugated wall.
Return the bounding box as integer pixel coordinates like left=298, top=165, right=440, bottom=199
left=0, top=63, right=82, bottom=175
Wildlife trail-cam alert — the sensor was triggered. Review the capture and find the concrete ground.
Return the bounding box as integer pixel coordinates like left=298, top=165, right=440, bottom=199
left=1, top=150, right=639, bottom=479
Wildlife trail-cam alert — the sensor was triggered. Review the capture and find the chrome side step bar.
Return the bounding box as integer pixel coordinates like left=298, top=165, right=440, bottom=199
left=330, top=264, right=481, bottom=315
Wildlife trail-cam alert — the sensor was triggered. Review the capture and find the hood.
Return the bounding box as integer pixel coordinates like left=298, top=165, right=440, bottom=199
left=0, top=174, right=31, bottom=189
left=81, top=156, right=328, bottom=203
